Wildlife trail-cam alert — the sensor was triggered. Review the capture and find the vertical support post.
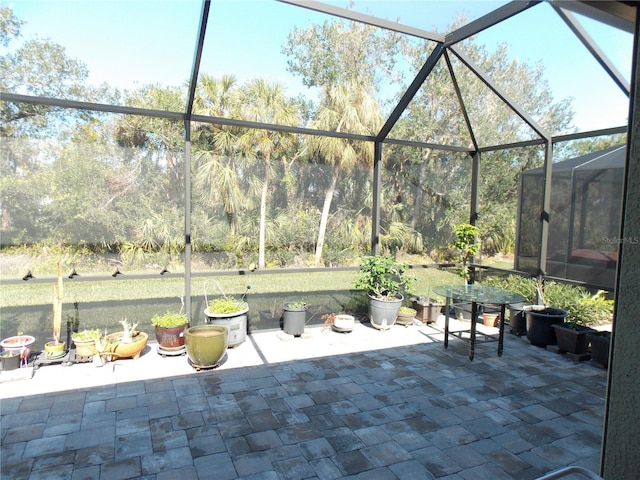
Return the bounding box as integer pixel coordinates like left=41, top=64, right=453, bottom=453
left=184, top=120, right=192, bottom=322
left=469, top=151, right=480, bottom=283
left=371, top=141, right=382, bottom=255
left=537, top=141, right=553, bottom=303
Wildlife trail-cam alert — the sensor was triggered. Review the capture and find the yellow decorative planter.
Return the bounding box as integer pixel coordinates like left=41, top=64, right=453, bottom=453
left=106, top=332, right=148, bottom=359
left=44, top=341, right=66, bottom=359
left=185, top=325, right=228, bottom=370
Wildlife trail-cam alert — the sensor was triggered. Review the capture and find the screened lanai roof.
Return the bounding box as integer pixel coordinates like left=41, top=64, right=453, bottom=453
left=2, top=0, right=634, bottom=151
left=522, top=143, right=626, bottom=174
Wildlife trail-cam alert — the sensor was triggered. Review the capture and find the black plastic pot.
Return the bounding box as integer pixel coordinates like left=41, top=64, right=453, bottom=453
left=587, top=331, right=611, bottom=368
left=525, top=306, right=568, bottom=346
left=509, top=303, right=527, bottom=336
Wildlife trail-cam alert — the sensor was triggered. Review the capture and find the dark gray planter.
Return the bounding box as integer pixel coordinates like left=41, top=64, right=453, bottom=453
left=283, top=303, right=307, bottom=336
left=509, top=303, right=527, bottom=336
left=525, top=306, right=568, bottom=346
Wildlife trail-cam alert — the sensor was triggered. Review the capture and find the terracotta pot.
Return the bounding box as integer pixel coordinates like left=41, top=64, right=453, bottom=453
left=185, top=325, right=228, bottom=370
left=106, top=332, right=148, bottom=359
left=72, top=339, right=96, bottom=357
left=154, top=324, right=188, bottom=349
left=482, top=312, right=500, bottom=327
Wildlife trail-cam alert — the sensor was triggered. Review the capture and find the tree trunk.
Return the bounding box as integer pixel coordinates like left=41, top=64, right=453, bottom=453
left=258, top=160, right=269, bottom=269
left=314, top=169, right=339, bottom=266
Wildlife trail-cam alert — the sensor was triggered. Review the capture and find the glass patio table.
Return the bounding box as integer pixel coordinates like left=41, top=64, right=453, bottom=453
left=432, top=284, right=526, bottom=360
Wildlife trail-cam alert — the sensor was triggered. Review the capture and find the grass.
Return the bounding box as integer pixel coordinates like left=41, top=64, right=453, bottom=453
left=1, top=267, right=460, bottom=351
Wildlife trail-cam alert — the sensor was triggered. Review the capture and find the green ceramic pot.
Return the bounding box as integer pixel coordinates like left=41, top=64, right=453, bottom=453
left=185, top=325, right=228, bottom=369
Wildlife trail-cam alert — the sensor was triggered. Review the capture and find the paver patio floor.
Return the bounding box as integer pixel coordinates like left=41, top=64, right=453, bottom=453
left=0, top=318, right=607, bottom=479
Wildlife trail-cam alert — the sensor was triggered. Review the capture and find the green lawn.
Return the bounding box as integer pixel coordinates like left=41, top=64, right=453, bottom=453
left=1, top=267, right=460, bottom=351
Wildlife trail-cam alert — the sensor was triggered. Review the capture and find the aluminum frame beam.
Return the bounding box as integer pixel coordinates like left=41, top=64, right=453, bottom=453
left=449, top=45, right=551, bottom=141
left=549, top=0, right=635, bottom=33
left=446, top=1, right=541, bottom=46
left=376, top=43, right=446, bottom=142
left=276, top=0, right=444, bottom=42
left=554, top=6, right=630, bottom=96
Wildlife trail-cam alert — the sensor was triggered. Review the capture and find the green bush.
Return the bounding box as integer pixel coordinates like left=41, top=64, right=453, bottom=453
left=482, top=274, right=613, bottom=326
left=482, top=274, right=536, bottom=304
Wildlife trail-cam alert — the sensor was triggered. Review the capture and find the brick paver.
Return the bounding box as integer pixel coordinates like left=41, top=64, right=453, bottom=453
left=1, top=323, right=607, bottom=479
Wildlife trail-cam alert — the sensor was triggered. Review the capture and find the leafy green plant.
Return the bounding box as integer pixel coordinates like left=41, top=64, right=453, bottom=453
left=208, top=296, right=248, bottom=314
left=399, top=306, right=416, bottom=315
left=451, top=223, right=480, bottom=284
left=71, top=329, right=102, bottom=343
left=541, top=282, right=613, bottom=326
left=151, top=311, right=188, bottom=328
left=284, top=302, right=306, bottom=309
left=482, top=274, right=536, bottom=304
left=354, top=254, right=416, bottom=300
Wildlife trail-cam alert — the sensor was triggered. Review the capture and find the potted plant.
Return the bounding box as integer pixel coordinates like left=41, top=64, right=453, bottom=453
left=203, top=281, right=249, bottom=347
left=0, top=350, right=21, bottom=371
left=106, top=319, right=148, bottom=360
left=396, top=306, right=417, bottom=326
left=354, top=254, right=416, bottom=330
left=524, top=278, right=568, bottom=347
left=42, top=262, right=67, bottom=359
left=151, top=298, right=189, bottom=355
left=322, top=312, right=355, bottom=333
left=587, top=330, right=611, bottom=368
left=451, top=223, right=480, bottom=320
left=71, top=329, right=102, bottom=357
left=87, top=329, right=116, bottom=367
left=411, top=296, right=443, bottom=324
left=184, top=324, right=228, bottom=371
left=282, top=301, right=307, bottom=336
left=550, top=289, right=611, bottom=355
left=0, top=331, right=36, bottom=356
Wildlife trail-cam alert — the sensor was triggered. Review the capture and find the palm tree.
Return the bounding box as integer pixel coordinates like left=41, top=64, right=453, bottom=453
left=310, top=81, right=382, bottom=265
left=192, top=74, right=247, bottom=235
left=236, top=79, right=300, bottom=269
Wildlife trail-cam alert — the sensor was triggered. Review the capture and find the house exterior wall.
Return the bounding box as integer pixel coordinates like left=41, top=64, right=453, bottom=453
left=602, top=14, right=640, bottom=478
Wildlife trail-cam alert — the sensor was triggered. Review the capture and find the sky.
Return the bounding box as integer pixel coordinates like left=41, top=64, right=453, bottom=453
left=5, top=0, right=634, bottom=135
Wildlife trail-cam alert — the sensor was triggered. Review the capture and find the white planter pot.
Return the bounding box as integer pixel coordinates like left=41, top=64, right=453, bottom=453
left=333, top=314, right=355, bottom=333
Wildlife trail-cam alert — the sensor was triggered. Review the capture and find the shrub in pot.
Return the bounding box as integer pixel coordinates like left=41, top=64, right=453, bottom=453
left=151, top=311, right=189, bottom=352
left=354, top=254, right=415, bottom=330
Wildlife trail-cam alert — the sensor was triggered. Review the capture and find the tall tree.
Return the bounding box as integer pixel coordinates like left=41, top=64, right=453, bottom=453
left=236, top=79, right=299, bottom=269
left=283, top=17, right=397, bottom=265
left=309, top=82, right=381, bottom=265
left=192, top=74, right=247, bottom=236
